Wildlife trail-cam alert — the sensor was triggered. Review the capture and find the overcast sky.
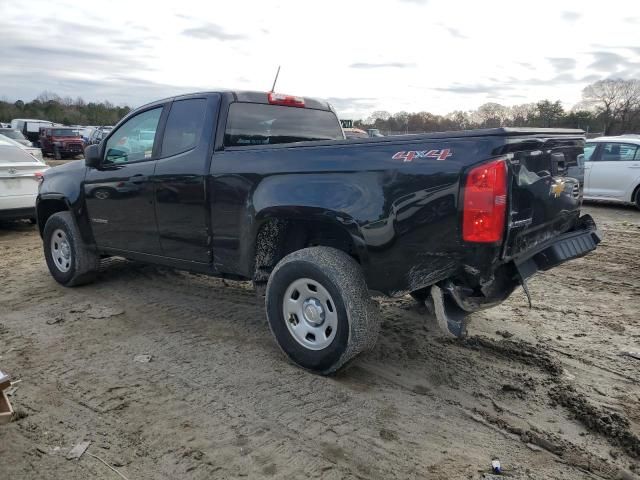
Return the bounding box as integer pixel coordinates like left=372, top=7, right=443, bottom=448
left=1, top=0, right=639, bottom=119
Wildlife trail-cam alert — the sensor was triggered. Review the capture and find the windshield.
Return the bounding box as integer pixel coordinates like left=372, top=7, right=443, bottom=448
left=224, top=103, right=344, bottom=147
left=51, top=129, right=79, bottom=137
left=0, top=129, right=26, bottom=140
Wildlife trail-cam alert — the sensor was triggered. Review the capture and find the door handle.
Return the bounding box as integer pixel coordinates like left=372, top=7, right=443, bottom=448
left=131, top=174, right=147, bottom=183
left=630, top=164, right=640, bottom=169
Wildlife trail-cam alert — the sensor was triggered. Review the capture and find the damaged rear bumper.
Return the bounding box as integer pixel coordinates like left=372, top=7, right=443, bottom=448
left=514, top=214, right=601, bottom=281
left=428, top=215, right=601, bottom=338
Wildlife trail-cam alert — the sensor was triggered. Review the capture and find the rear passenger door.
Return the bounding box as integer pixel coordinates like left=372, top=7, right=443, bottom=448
left=154, top=95, right=219, bottom=262
left=587, top=142, right=640, bottom=199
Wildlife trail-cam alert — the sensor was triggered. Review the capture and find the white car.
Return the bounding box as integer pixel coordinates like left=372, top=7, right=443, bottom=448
left=0, top=136, right=49, bottom=222
left=0, top=134, right=45, bottom=163
left=583, top=136, right=640, bottom=208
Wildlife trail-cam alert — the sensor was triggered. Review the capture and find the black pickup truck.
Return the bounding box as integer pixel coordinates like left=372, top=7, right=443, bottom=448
left=37, top=91, right=601, bottom=374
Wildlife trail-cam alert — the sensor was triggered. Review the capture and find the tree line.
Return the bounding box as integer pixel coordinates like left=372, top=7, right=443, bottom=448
left=1, top=79, right=639, bottom=135
left=0, top=91, right=131, bottom=126
left=354, top=79, right=640, bottom=136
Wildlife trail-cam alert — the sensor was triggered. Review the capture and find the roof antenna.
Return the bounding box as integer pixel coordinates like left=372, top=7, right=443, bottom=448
left=270, top=65, right=281, bottom=92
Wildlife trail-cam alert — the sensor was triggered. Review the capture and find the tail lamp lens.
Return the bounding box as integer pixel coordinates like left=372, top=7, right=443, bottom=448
left=462, top=158, right=508, bottom=243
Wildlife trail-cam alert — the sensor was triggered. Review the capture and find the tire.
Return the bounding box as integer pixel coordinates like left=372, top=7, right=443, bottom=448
left=634, top=187, right=640, bottom=210
left=43, top=211, right=99, bottom=286
left=265, top=247, right=380, bottom=375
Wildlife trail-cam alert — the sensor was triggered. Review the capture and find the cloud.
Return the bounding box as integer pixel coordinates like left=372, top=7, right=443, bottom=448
left=326, top=97, right=378, bottom=112
left=399, top=0, right=429, bottom=4
left=431, top=71, right=605, bottom=96
left=182, top=23, right=246, bottom=40
left=446, top=28, right=467, bottom=39
left=350, top=62, right=415, bottom=69
left=561, top=11, right=582, bottom=21
left=432, top=83, right=512, bottom=95
left=589, top=51, right=629, bottom=71
left=547, top=57, right=577, bottom=72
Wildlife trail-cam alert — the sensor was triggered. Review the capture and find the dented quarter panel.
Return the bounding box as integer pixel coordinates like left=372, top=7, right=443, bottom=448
left=210, top=134, right=507, bottom=293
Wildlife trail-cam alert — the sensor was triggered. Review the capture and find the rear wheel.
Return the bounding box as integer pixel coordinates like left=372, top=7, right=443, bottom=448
left=265, top=247, right=380, bottom=375
left=43, top=212, right=99, bottom=286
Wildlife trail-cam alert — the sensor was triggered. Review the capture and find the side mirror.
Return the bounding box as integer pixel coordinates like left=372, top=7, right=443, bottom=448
left=84, top=144, right=101, bottom=168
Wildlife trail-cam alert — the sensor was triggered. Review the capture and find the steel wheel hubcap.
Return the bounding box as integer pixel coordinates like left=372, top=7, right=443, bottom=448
left=50, top=228, right=72, bottom=273
left=283, top=278, right=338, bottom=350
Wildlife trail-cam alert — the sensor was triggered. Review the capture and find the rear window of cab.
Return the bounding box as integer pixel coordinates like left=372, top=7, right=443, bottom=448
left=224, top=103, right=344, bottom=147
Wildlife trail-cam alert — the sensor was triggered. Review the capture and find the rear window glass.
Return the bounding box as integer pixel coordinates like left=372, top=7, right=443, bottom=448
left=161, top=98, right=207, bottom=157
left=0, top=145, right=36, bottom=162
left=224, top=103, right=343, bottom=147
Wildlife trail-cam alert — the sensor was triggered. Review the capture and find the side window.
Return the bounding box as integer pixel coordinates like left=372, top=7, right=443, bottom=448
left=104, top=107, right=162, bottom=164
left=583, top=143, right=596, bottom=161
left=161, top=98, right=207, bottom=157
left=600, top=143, right=639, bottom=162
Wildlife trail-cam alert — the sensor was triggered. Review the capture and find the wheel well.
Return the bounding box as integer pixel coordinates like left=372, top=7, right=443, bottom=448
left=632, top=183, right=640, bottom=204
left=253, top=218, right=359, bottom=284
left=37, top=199, right=68, bottom=237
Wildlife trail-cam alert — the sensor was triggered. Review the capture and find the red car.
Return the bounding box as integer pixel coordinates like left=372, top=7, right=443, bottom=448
left=39, top=127, right=84, bottom=159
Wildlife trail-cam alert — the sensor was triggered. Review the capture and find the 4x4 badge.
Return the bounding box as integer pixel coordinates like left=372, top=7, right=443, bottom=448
left=392, top=149, right=452, bottom=162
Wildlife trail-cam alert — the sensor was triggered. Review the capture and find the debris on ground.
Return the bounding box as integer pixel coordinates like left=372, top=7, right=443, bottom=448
left=491, top=458, right=502, bottom=474
left=86, top=306, right=125, bottom=319
left=495, top=330, right=514, bottom=339
left=621, top=351, right=640, bottom=361
left=46, top=316, right=64, bottom=325
left=134, top=354, right=152, bottom=363
left=66, top=440, right=91, bottom=460
left=0, top=370, right=14, bottom=425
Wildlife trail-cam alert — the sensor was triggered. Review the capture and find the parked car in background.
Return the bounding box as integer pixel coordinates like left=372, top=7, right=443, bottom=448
left=367, top=128, right=384, bottom=137
left=583, top=136, right=640, bottom=208
left=85, top=126, right=113, bottom=147
left=0, top=136, right=48, bottom=221
left=343, top=127, right=369, bottom=139
left=0, top=134, right=44, bottom=163
left=0, top=127, right=33, bottom=146
left=80, top=126, right=97, bottom=144
left=10, top=119, right=54, bottom=146
left=39, top=127, right=84, bottom=159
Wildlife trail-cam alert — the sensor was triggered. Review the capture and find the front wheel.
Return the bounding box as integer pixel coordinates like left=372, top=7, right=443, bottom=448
left=635, top=187, right=640, bottom=210
left=265, top=247, right=380, bottom=375
left=43, top=211, right=99, bottom=286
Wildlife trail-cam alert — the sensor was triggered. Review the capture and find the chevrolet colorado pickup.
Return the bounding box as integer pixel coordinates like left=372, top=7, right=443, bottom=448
left=37, top=91, right=601, bottom=374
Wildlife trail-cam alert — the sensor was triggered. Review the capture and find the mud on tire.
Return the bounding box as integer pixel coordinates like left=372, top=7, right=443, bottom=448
left=265, top=247, right=380, bottom=375
left=43, top=211, right=99, bottom=287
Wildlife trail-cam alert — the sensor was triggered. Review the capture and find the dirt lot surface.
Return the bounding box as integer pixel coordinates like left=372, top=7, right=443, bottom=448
left=1, top=204, right=639, bottom=479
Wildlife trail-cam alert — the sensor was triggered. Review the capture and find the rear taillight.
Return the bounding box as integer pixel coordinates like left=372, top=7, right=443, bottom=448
left=462, top=158, right=508, bottom=243
left=34, top=171, right=44, bottom=184
left=267, top=92, right=305, bottom=108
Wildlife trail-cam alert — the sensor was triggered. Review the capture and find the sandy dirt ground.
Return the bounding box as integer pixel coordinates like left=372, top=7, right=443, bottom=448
left=0, top=203, right=638, bottom=479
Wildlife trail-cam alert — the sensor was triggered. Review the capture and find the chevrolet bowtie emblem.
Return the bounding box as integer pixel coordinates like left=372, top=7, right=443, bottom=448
left=551, top=180, right=565, bottom=198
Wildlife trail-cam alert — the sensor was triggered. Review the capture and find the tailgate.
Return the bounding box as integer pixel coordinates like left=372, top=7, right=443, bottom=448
left=501, top=133, right=586, bottom=259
